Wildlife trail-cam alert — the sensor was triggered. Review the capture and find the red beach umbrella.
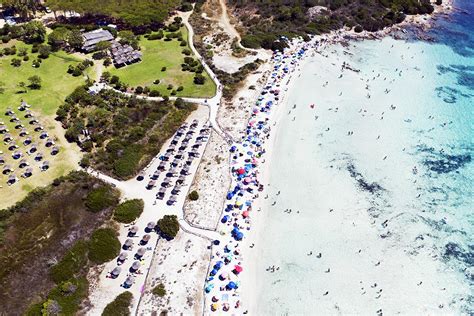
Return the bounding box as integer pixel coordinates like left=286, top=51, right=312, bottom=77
left=242, top=211, right=249, bottom=218
left=233, top=265, right=243, bottom=274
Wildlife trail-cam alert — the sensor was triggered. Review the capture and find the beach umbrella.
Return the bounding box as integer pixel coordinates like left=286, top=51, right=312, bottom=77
left=214, top=261, right=223, bottom=270
left=124, top=239, right=133, bottom=248
left=219, top=273, right=227, bottom=281
left=205, top=283, right=214, bottom=293
left=221, top=215, right=230, bottom=224
left=210, top=268, right=218, bottom=276
left=111, top=266, right=121, bottom=277
left=118, top=252, right=128, bottom=261
left=242, top=211, right=249, bottom=218
left=213, top=240, right=220, bottom=246
left=233, top=265, right=243, bottom=274
left=211, top=303, right=219, bottom=311
left=131, top=261, right=141, bottom=271
left=224, top=244, right=233, bottom=253
left=136, top=247, right=146, bottom=258
left=124, top=276, right=134, bottom=288
left=235, top=232, right=244, bottom=241
left=147, top=222, right=156, bottom=230
left=226, top=282, right=237, bottom=290
left=140, top=234, right=151, bottom=245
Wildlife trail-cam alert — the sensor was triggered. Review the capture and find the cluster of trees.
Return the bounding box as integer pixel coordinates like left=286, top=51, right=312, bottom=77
left=46, top=0, right=182, bottom=26
left=1, top=0, right=44, bottom=20
left=47, top=27, right=84, bottom=50
left=0, top=20, right=46, bottom=44
left=230, top=0, right=437, bottom=50
left=57, top=86, right=196, bottom=179
left=67, top=59, right=94, bottom=77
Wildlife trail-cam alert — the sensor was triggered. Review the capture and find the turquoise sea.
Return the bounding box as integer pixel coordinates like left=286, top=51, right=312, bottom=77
left=252, top=1, right=473, bottom=314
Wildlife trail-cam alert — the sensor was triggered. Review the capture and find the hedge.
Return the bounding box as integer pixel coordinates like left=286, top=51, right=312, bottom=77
left=113, top=199, right=144, bottom=223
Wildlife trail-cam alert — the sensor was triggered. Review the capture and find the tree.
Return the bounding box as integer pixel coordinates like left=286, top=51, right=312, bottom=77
left=118, top=30, right=139, bottom=49
left=18, top=81, right=26, bottom=93
left=157, top=215, right=179, bottom=239
left=23, top=20, right=46, bottom=44
left=67, top=29, right=84, bottom=50
left=38, top=44, right=51, bottom=59
left=96, top=40, right=111, bottom=52
left=188, top=190, right=199, bottom=201
left=11, top=58, right=21, bottom=67
left=193, top=74, right=206, bottom=85
left=48, top=27, right=70, bottom=49
left=28, top=75, right=42, bottom=89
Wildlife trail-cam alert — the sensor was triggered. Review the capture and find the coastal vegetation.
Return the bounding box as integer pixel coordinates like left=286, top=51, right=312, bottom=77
left=0, top=171, right=120, bottom=313
left=188, top=190, right=199, bottom=201
left=57, top=86, right=197, bottom=179
left=157, top=215, right=180, bottom=239
left=228, top=0, right=437, bottom=49
left=113, top=199, right=145, bottom=223
left=102, top=291, right=133, bottom=316
left=152, top=283, right=167, bottom=297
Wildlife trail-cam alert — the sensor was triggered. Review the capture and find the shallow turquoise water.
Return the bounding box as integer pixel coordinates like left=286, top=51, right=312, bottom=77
left=254, top=2, right=473, bottom=314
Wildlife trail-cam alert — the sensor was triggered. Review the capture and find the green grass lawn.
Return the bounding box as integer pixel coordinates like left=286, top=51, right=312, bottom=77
left=108, top=28, right=216, bottom=98
left=0, top=41, right=87, bottom=208
left=0, top=42, right=87, bottom=116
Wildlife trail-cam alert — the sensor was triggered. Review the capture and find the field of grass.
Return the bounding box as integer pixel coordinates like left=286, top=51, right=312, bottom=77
left=108, top=28, right=216, bottom=98
left=0, top=41, right=88, bottom=208
left=0, top=41, right=87, bottom=116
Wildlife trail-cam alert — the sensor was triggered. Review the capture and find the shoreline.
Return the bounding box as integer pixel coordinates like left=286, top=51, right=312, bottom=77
left=206, top=0, right=458, bottom=313
left=197, top=0, right=460, bottom=314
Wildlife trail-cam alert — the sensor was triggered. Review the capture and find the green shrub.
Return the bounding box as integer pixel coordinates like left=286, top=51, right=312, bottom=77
left=152, top=283, right=166, bottom=297
left=161, top=66, right=166, bottom=72
left=113, top=146, right=143, bottom=178
left=50, top=241, right=89, bottom=283
left=157, top=215, right=179, bottom=238
left=47, top=277, right=88, bottom=315
left=85, top=186, right=119, bottom=212
left=88, top=228, right=121, bottom=264
left=102, top=291, right=133, bottom=316
left=113, top=199, right=144, bottom=223
left=188, top=190, right=199, bottom=201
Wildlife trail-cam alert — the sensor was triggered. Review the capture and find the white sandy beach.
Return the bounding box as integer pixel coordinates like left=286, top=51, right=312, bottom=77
left=242, top=33, right=472, bottom=315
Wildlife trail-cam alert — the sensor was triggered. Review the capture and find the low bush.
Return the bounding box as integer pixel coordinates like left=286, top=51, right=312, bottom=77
left=152, top=283, right=166, bottom=297
left=85, top=186, right=119, bottom=212
left=188, top=190, right=199, bottom=201
left=88, top=228, right=121, bottom=264
left=102, top=291, right=133, bottom=316
left=50, top=241, right=89, bottom=283
left=113, top=199, right=144, bottom=223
